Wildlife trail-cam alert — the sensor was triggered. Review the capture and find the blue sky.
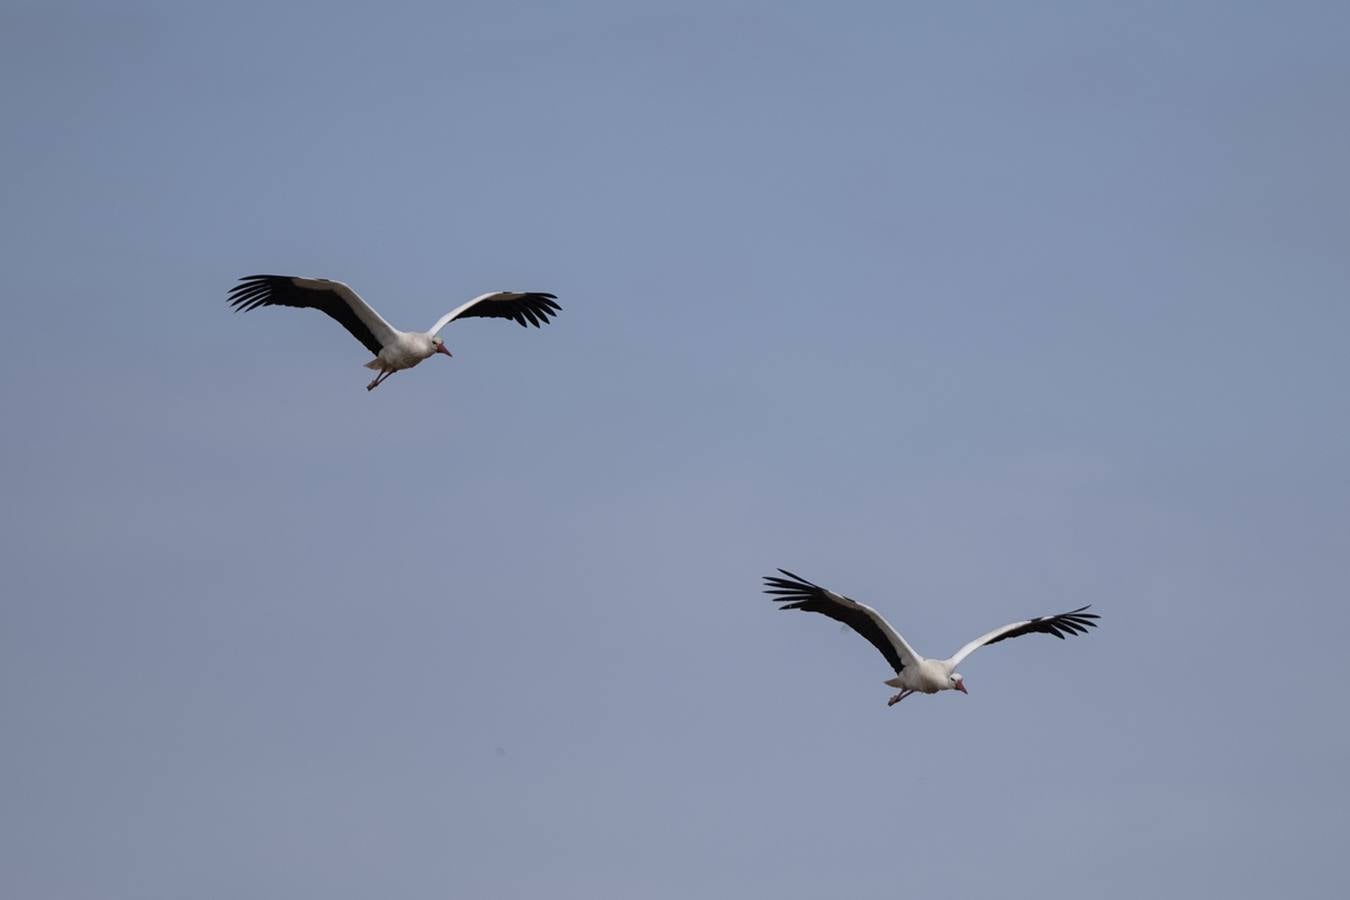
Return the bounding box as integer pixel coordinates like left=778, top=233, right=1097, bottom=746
left=3, top=2, right=1348, bottom=897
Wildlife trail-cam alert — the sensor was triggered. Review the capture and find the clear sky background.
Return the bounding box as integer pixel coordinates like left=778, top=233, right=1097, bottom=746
left=3, top=2, right=1348, bottom=897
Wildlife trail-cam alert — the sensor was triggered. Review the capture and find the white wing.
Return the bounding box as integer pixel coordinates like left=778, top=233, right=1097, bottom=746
left=228, top=275, right=400, bottom=355
left=763, top=570, right=923, bottom=674
left=429, top=291, right=561, bottom=335
left=944, top=606, right=1100, bottom=668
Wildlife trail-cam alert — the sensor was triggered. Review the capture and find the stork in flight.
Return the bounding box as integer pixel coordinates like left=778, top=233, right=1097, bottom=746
left=763, top=569, right=1099, bottom=706
left=227, top=275, right=561, bottom=390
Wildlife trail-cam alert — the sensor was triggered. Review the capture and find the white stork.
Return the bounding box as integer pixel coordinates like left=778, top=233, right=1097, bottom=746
left=763, top=569, right=1099, bottom=706
left=227, top=275, right=561, bottom=390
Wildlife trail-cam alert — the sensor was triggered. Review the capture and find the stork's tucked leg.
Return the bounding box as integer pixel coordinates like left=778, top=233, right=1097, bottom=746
left=887, top=689, right=914, bottom=707
left=366, top=368, right=395, bottom=391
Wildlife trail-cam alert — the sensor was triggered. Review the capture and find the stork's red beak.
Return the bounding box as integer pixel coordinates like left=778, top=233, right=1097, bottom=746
left=956, top=682, right=968, bottom=694
left=436, top=344, right=452, bottom=357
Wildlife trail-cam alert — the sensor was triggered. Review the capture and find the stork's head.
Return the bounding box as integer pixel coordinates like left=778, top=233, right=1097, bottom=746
left=431, top=335, right=452, bottom=358
left=950, top=673, right=968, bottom=694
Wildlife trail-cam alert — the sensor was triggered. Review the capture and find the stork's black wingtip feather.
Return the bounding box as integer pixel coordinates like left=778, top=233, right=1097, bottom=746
left=775, top=568, right=812, bottom=584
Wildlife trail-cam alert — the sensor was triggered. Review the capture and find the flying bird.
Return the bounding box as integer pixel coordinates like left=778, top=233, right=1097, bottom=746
left=227, top=275, right=561, bottom=390
left=763, top=569, right=1099, bottom=707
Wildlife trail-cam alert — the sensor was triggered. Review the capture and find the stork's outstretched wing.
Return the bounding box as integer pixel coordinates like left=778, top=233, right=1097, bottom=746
left=228, top=275, right=399, bottom=356
left=430, top=291, right=561, bottom=335
left=763, top=569, right=922, bottom=675
left=945, top=606, right=1100, bottom=668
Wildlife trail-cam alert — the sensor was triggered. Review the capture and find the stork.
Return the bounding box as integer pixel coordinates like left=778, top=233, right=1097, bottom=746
left=763, top=569, right=1099, bottom=706
left=227, top=274, right=561, bottom=390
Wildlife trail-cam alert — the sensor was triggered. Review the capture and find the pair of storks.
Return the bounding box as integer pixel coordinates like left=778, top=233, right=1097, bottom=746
left=227, top=273, right=1100, bottom=706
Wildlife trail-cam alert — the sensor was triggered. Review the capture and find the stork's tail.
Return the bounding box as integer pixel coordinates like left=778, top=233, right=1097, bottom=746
left=363, top=358, right=382, bottom=370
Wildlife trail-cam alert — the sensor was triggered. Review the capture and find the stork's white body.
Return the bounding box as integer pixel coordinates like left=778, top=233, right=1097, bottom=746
left=363, top=332, right=439, bottom=373
left=884, top=658, right=955, bottom=694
